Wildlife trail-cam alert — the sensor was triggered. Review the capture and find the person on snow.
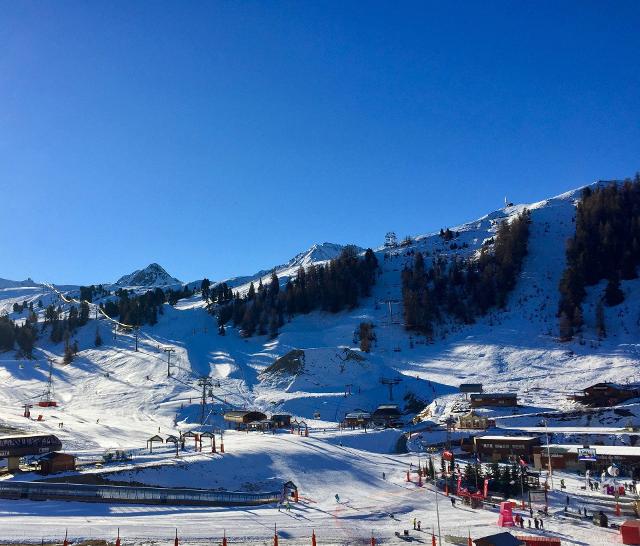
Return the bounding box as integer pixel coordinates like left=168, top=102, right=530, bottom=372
left=335, top=494, right=340, bottom=503
left=417, top=521, right=421, bottom=531
left=383, top=472, right=386, bottom=480
left=539, top=518, right=544, bottom=530
left=413, top=518, right=416, bottom=530
left=450, top=497, right=456, bottom=507
left=534, top=518, right=539, bottom=529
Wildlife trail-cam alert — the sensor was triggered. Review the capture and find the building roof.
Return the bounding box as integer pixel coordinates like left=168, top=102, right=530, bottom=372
left=470, top=393, right=517, bottom=398
left=474, top=532, right=524, bottom=546
left=345, top=411, right=372, bottom=419
left=545, top=444, right=640, bottom=457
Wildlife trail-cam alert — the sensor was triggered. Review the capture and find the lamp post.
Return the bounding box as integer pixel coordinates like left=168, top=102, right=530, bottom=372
left=543, top=419, right=554, bottom=490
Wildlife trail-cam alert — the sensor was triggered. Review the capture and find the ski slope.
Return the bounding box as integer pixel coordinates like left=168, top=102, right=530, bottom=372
left=1, top=180, right=639, bottom=544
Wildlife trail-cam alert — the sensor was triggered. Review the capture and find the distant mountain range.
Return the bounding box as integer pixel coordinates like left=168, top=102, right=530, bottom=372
left=0, top=277, right=40, bottom=290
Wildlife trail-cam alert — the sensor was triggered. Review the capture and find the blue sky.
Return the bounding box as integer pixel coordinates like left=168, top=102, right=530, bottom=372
left=1, top=2, right=639, bottom=285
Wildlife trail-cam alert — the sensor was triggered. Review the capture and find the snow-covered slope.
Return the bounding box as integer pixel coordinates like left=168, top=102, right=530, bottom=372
left=0, top=180, right=637, bottom=544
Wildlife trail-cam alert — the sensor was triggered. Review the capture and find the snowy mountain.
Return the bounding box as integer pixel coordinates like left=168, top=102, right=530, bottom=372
left=0, top=277, right=39, bottom=289
left=113, top=263, right=182, bottom=288
left=1, top=179, right=640, bottom=545
left=222, top=241, right=360, bottom=293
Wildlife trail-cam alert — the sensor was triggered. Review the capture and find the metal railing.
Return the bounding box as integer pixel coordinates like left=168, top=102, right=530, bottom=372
left=0, top=480, right=281, bottom=506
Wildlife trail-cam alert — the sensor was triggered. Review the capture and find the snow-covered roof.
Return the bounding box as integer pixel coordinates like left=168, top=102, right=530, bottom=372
left=547, top=444, right=640, bottom=457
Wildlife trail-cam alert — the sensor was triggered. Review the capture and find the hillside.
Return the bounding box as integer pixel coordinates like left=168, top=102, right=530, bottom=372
left=0, top=179, right=639, bottom=544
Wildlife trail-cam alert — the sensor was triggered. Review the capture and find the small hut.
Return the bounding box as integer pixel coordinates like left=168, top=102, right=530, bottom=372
left=146, top=434, right=164, bottom=453
left=38, top=452, right=76, bottom=475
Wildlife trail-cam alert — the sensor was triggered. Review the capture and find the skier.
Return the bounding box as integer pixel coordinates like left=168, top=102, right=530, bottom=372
left=417, top=521, right=421, bottom=531
left=519, top=517, right=524, bottom=529
left=539, top=518, right=544, bottom=530
left=413, top=518, right=416, bottom=530
left=450, top=497, right=455, bottom=507
left=335, top=494, right=340, bottom=503
left=534, top=518, right=539, bottom=530
left=383, top=472, right=386, bottom=480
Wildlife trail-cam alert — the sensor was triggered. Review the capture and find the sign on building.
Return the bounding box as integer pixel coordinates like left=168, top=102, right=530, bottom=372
left=578, top=447, right=597, bottom=461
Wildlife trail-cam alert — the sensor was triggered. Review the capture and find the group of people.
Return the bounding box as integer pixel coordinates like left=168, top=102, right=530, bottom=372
left=412, top=518, right=422, bottom=531
left=514, top=513, right=545, bottom=530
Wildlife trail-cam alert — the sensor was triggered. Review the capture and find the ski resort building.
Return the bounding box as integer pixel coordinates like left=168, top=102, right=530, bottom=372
left=371, top=405, right=402, bottom=427
left=223, top=411, right=267, bottom=430
left=571, top=382, right=640, bottom=407
left=0, top=434, right=62, bottom=471
left=470, top=393, right=518, bottom=408
left=457, top=411, right=495, bottom=430
left=532, top=444, right=640, bottom=477
left=270, top=414, right=292, bottom=428
left=343, top=410, right=372, bottom=429
left=474, top=435, right=540, bottom=462
left=38, top=452, right=76, bottom=475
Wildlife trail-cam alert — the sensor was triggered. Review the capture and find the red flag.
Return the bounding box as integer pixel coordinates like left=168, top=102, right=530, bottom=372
left=222, top=530, right=228, bottom=546
left=311, top=530, right=316, bottom=546
left=174, top=529, right=179, bottom=546
left=115, top=528, right=121, bottom=546
left=274, top=524, right=278, bottom=546
left=63, top=530, right=69, bottom=546
left=432, top=532, right=437, bottom=546
left=467, top=530, right=472, bottom=546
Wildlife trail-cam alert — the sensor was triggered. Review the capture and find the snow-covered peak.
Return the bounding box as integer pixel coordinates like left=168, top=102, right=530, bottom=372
left=114, top=263, right=182, bottom=288
left=285, top=242, right=361, bottom=269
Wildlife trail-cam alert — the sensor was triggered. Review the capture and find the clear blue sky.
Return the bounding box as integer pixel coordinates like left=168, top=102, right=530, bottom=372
left=2, top=2, right=639, bottom=285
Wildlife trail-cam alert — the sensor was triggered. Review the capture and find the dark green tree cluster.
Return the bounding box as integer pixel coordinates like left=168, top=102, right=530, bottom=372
left=45, top=300, right=90, bottom=344
left=101, top=288, right=166, bottom=326
left=79, top=284, right=109, bottom=302
left=558, top=177, right=640, bottom=339
left=0, top=315, right=37, bottom=356
left=215, top=247, right=379, bottom=338
left=12, top=300, right=33, bottom=314
left=201, top=279, right=233, bottom=308
left=402, top=211, right=531, bottom=335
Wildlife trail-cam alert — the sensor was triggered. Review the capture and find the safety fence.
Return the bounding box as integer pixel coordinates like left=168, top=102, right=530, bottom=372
left=0, top=480, right=281, bottom=506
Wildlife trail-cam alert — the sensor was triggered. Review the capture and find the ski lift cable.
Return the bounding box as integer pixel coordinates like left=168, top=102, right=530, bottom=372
left=44, top=283, right=226, bottom=399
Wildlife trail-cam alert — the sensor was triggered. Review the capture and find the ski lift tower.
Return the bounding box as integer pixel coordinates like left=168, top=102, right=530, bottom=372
left=380, top=377, right=401, bottom=401
left=39, top=358, right=57, bottom=407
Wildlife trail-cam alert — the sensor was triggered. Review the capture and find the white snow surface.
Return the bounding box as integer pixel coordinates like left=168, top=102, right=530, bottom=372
left=0, top=181, right=638, bottom=544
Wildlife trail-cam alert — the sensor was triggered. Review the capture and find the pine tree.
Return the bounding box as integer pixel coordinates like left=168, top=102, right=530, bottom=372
left=595, top=301, right=606, bottom=339
left=604, top=276, right=624, bottom=306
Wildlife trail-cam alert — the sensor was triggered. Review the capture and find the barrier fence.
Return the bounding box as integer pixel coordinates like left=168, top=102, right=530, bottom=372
left=0, top=480, right=281, bottom=506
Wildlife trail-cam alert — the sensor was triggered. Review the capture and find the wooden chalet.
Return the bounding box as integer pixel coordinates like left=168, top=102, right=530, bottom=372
left=343, top=410, right=372, bottom=429
left=223, top=410, right=267, bottom=429
left=38, top=452, right=76, bottom=475
left=571, top=382, right=640, bottom=407
left=371, top=405, right=402, bottom=428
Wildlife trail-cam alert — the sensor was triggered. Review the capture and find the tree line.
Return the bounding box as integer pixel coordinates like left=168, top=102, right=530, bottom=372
left=210, top=246, right=379, bottom=338
left=558, top=177, right=640, bottom=340
left=402, top=210, right=531, bottom=336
